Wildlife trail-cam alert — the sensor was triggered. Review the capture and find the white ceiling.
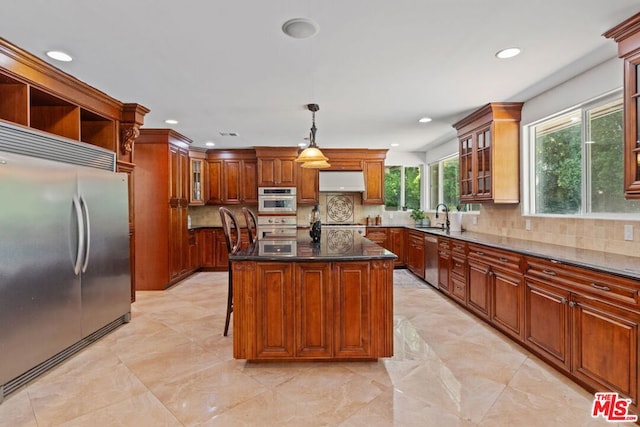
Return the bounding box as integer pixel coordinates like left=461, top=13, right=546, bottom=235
left=2, top=1, right=638, bottom=152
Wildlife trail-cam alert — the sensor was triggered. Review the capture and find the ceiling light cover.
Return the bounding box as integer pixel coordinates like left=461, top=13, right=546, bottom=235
left=46, top=50, right=73, bottom=62
left=301, top=159, right=331, bottom=169
left=282, top=18, right=319, bottom=39
left=496, top=47, right=521, bottom=59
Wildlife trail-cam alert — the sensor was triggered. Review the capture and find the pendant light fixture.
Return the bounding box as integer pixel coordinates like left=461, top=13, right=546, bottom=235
left=295, top=104, right=330, bottom=168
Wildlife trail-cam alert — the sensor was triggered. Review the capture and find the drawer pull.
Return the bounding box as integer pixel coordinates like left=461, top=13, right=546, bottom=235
left=475, top=251, right=484, bottom=256
left=590, top=283, right=611, bottom=292
left=542, top=269, right=556, bottom=276
left=560, top=297, right=567, bottom=304
left=499, top=257, right=508, bottom=263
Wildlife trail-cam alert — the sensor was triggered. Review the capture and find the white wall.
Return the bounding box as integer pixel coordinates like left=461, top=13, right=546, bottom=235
left=385, top=150, right=426, bottom=166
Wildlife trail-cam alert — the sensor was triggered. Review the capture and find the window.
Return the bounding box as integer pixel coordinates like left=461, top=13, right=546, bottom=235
left=384, top=165, right=422, bottom=210
left=528, top=94, right=640, bottom=215
left=429, top=155, right=479, bottom=212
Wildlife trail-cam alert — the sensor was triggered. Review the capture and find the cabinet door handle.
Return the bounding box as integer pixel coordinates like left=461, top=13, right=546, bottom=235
left=499, top=257, right=508, bottom=263
left=560, top=297, right=567, bottom=304
left=568, top=301, right=576, bottom=308
left=542, top=269, right=556, bottom=276
left=476, top=251, right=484, bottom=256
left=590, top=283, right=611, bottom=292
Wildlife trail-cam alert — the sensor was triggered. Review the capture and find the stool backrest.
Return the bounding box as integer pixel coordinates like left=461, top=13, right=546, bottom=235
left=219, top=207, right=241, bottom=254
left=242, top=207, right=258, bottom=244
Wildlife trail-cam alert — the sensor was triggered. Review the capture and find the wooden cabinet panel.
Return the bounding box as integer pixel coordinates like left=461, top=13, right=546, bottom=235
left=605, top=15, right=640, bottom=198
left=453, top=102, right=523, bottom=204
left=492, top=269, right=524, bottom=340
left=187, top=229, right=199, bottom=272
left=406, top=230, right=425, bottom=279
left=363, top=160, right=384, bottom=204
left=467, top=260, right=490, bottom=316
left=297, top=164, right=319, bottom=205
left=572, top=296, right=639, bottom=403
left=255, top=263, right=295, bottom=359
left=437, top=238, right=450, bottom=293
left=525, top=278, right=571, bottom=371
left=365, top=228, right=387, bottom=246
left=388, top=228, right=404, bottom=267
left=295, top=263, right=333, bottom=358
left=199, top=228, right=216, bottom=268
left=206, top=150, right=257, bottom=204
left=255, top=146, right=298, bottom=187
left=333, top=262, right=372, bottom=358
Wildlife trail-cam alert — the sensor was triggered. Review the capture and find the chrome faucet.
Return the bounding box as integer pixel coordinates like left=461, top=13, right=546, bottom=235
left=435, top=203, right=450, bottom=231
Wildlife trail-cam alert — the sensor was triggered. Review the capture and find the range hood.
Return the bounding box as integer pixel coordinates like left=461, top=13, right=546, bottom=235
left=319, top=171, right=366, bottom=192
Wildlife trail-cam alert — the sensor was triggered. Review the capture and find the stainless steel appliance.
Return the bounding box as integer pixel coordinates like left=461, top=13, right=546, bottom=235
left=0, top=122, right=131, bottom=401
left=258, top=187, right=297, bottom=214
left=257, top=215, right=297, bottom=239
left=258, top=239, right=297, bottom=256
left=424, top=234, right=439, bottom=288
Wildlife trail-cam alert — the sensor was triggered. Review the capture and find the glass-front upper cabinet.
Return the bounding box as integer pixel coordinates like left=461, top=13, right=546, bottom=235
left=605, top=13, right=640, bottom=199
left=189, top=152, right=206, bottom=205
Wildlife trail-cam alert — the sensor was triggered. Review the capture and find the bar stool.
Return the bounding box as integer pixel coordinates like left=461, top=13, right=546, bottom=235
left=219, top=207, right=241, bottom=336
left=242, top=207, right=258, bottom=245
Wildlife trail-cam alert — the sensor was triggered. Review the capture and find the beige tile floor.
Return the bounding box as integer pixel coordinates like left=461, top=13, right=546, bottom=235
left=0, top=270, right=627, bottom=426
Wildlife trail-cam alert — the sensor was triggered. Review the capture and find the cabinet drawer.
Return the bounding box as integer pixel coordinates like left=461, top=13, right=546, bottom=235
left=438, top=238, right=450, bottom=251
left=451, top=256, right=467, bottom=279
left=525, top=257, right=640, bottom=308
left=468, top=243, right=523, bottom=272
left=451, top=241, right=467, bottom=255
left=451, top=276, right=466, bottom=302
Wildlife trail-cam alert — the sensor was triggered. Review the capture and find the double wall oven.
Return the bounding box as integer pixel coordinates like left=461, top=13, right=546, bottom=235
left=257, top=187, right=297, bottom=240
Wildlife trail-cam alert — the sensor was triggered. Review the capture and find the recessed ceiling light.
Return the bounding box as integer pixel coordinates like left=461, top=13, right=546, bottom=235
left=205, top=142, right=215, bottom=147
left=46, top=50, right=73, bottom=62
left=495, top=47, right=521, bottom=59
left=391, top=143, right=400, bottom=147
left=165, top=119, right=178, bottom=125
left=282, top=18, right=319, bottom=39
left=418, top=117, right=432, bottom=123
left=298, top=142, right=307, bottom=147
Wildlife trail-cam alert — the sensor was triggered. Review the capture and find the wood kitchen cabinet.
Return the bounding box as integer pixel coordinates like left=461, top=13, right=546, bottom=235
left=605, top=13, right=640, bottom=198
left=468, top=243, right=524, bottom=338
left=525, top=256, right=640, bottom=405
left=255, top=146, right=298, bottom=187
left=449, top=241, right=468, bottom=306
left=437, top=238, right=451, bottom=294
left=205, top=149, right=257, bottom=204
left=189, top=150, right=206, bottom=206
left=388, top=228, right=405, bottom=268
left=406, top=230, right=425, bottom=279
left=363, top=160, right=385, bottom=204
left=453, top=102, right=523, bottom=204
left=365, top=227, right=388, bottom=246
left=134, top=129, right=192, bottom=290
left=296, top=163, right=319, bottom=205
left=233, top=259, right=392, bottom=361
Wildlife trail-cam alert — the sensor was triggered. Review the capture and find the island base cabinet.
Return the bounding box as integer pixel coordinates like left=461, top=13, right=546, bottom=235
left=572, top=296, right=638, bottom=405
left=255, top=263, right=295, bottom=359
left=232, top=259, right=393, bottom=361
left=296, top=263, right=333, bottom=358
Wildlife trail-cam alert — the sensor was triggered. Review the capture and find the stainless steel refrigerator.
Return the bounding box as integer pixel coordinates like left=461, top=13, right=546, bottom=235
left=0, top=123, right=131, bottom=400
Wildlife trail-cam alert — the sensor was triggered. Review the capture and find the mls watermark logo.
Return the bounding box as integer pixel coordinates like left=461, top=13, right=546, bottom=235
left=591, top=392, right=638, bottom=422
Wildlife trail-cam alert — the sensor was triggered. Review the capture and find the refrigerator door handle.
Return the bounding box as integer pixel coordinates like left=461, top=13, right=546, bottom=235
left=72, top=195, right=85, bottom=275
left=80, top=195, right=91, bottom=273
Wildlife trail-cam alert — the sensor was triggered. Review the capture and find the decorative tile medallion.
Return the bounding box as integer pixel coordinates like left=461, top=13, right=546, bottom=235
left=327, top=229, right=355, bottom=254
left=326, top=194, right=354, bottom=223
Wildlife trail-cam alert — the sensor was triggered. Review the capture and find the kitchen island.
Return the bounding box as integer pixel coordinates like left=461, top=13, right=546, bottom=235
left=229, top=229, right=397, bottom=361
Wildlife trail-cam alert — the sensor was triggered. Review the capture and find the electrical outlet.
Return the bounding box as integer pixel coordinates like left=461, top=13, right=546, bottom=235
left=624, top=224, right=634, bottom=241
left=388, top=212, right=393, bottom=219
left=525, top=219, right=531, bottom=231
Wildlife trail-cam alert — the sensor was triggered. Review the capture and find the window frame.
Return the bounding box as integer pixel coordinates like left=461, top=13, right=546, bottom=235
left=427, top=154, right=479, bottom=213
left=384, top=164, right=423, bottom=211
left=524, top=90, right=639, bottom=219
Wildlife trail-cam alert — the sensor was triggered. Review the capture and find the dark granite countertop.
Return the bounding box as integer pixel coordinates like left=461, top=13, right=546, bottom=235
left=230, top=230, right=397, bottom=262
left=407, top=226, right=640, bottom=280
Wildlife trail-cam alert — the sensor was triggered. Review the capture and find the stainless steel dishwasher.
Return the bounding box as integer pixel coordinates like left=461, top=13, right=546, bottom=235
left=424, top=234, right=439, bottom=288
